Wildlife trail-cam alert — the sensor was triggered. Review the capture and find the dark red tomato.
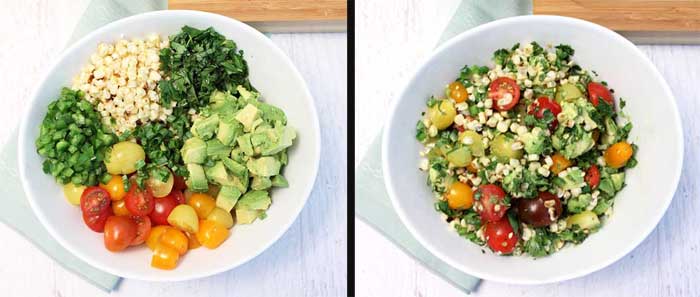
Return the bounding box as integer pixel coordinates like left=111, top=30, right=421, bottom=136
left=103, top=215, right=137, bottom=252
left=170, top=190, right=186, bottom=205
left=484, top=218, right=518, bottom=254
left=82, top=208, right=113, bottom=232
left=173, top=175, right=187, bottom=191
left=585, top=164, right=601, bottom=189
left=150, top=194, right=180, bottom=225
left=587, top=82, right=614, bottom=106
left=80, top=187, right=111, bottom=217
left=528, top=96, right=562, bottom=129
left=514, top=192, right=563, bottom=227
left=129, top=215, right=152, bottom=246
left=124, top=183, right=155, bottom=216
left=488, top=77, right=520, bottom=111
left=475, top=184, right=509, bottom=223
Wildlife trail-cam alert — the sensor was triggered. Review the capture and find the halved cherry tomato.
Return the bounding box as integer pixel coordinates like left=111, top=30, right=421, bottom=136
left=129, top=215, right=151, bottom=246
left=147, top=225, right=172, bottom=250
left=528, top=96, right=562, bottom=129
left=173, top=175, right=188, bottom=192
left=82, top=209, right=112, bottom=233
left=103, top=215, right=137, bottom=252
left=99, top=175, right=127, bottom=201
left=170, top=189, right=186, bottom=205
left=550, top=153, right=572, bottom=175
left=112, top=199, right=131, bottom=216
left=151, top=243, right=180, bottom=270
left=587, top=82, right=614, bottom=106
left=448, top=81, right=468, bottom=103
left=158, top=227, right=188, bottom=255
left=185, top=232, right=202, bottom=250
left=585, top=164, right=601, bottom=189
left=150, top=194, right=180, bottom=225
left=80, top=187, right=111, bottom=217
left=475, top=184, right=509, bottom=223
left=488, top=77, right=520, bottom=111
left=604, top=141, right=634, bottom=169
left=196, top=219, right=230, bottom=249
left=124, top=183, right=155, bottom=216
left=188, top=193, right=216, bottom=219
left=484, top=218, right=518, bottom=254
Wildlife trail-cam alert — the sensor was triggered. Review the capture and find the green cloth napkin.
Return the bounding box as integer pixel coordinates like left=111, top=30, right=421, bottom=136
left=355, top=0, right=531, bottom=294
left=0, top=0, right=166, bottom=292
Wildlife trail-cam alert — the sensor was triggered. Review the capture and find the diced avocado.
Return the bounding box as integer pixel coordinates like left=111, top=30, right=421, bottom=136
left=251, top=176, right=272, bottom=190
left=261, top=126, right=296, bottom=156
left=181, top=137, right=207, bottom=164
left=567, top=193, right=592, bottom=214
left=255, top=102, right=287, bottom=124
left=186, top=163, right=209, bottom=192
left=235, top=207, right=262, bottom=224
left=599, top=177, right=615, bottom=196
left=205, top=161, right=235, bottom=186
left=236, top=134, right=254, bottom=156
left=555, top=83, right=583, bottom=103
left=277, top=150, right=288, bottom=166
left=236, top=190, right=271, bottom=210
left=520, top=127, right=549, bottom=155
left=554, top=167, right=585, bottom=191
left=210, top=90, right=228, bottom=105
left=445, top=146, right=472, bottom=167
left=566, top=211, right=600, bottom=230
left=206, top=139, right=230, bottom=160
left=230, top=148, right=246, bottom=163
left=232, top=173, right=249, bottom=193
left=235, top=104, right=259, bottom=132
left=247, top=157, right=281, bottom=177
left=217, top=119, right=242, bottom=146
left=271, top=175, right=289, bottom=187
left=237, top=85, right=260, bottom=102
left=611, top=173, right=625, bottom=191
left=221, top=157, right=247, bottom=177
left=602, top=118, right=618, bottom=145
left=216, top=185, right=242, bottom=212
left=562, top=133, right=594, bottom=159
left=191, top=114, right=220, bottom=140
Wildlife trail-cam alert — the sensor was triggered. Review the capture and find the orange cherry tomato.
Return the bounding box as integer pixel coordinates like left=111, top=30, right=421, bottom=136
left=550, top=153, right=572, bottom=175
left=196, top=219, right=230, bottom=249
left=158, top=227, right=188, bottom=255
left=188, top=193, right=216, bottom=219
left=604, top=141, right=634, bottom=169
left=448, top=81, right=468, bottom=103
left=103, top=216, right=137, bottom=252
left=112, top=199, right=131, bottom=216
left=151, top=243, right=180, bottom=270
left=99, top=175, right=127, bottom=201
left=186, top=232, right=201, bottom=250
left=445, top=182, right=474, bottom=210
left=146, top=225, right=172, bottom=250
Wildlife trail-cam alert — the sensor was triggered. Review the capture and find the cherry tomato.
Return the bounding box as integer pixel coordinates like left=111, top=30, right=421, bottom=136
left=445, top=182, right=474, bottom=210
left=604, top=141, right=634, bottom=169
left=475, top=184, right=508, bottom=223
left=514, top=192, right=562, bottom=227
left=159, top=227, right=188, bottom=255
left=186, top=232, right=202, bottom=250
left=112, top=199, right=131, bottom=216
left=151, top=243, right=180, bottom=270
left=146, top=225, right=172, bottom=250
left=528, top=96, right=562, bottom=129
left=99, top=175, right=127, bottom=201
left=103, top=215, right=137, bottom=252
left=196, top=219, right=230, bottom=249
left=173, top=175, right=187, bottom=192
left=585, top=164, right=601, bottom=189
left=488, top=77, right=520, bottom=111
left=550, top=153, right=572, bottom=175
left=587, top=82, right=614, bottom=107
left=80, top=187, right=111, bottom=217
left=82, top=210, right=112, bottom=232
left=124, top=183, right=155, bottom=216
left=484, top=218, right=518, bottom=254
left=448, top=81, right=468, bottom=103
left=129, top=215, right=151, bottom=246
left=150, top=194, right=180, bottom=225
left=188, top=193, right=216, bottom=219
left=170, top=190, right=186, bottom=205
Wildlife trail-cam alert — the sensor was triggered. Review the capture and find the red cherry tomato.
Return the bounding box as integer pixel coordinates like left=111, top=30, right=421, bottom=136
left=103, top=215, right=137, bottom=252
left=170, top=190, right=186, bottom=205
left=484, top=218, right=518, bottom=254
left=528, top=96, right=562, bottom=129
left=488, top=77, right=520, bottom=111
left=129, top=215, right=152, bottom=246
left=585, top=164, right=601, bottom=189
left=124, top=183, right=155, bottom=216
left=80, top=187, right=111, bottom=217
left=587, top=82, right=614, bottom=106
left=82, top=208, right=112, bottom=233
left=173, top=175, right=187, bottom=192
left=150, top=194, right=180, bottom=225
left=475, top=184, right=509, bottom=223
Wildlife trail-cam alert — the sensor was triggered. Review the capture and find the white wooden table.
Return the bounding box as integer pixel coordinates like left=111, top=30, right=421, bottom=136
left=356, top=0, right=700, bottom=296
left=0, top=0, right=347, bottom=296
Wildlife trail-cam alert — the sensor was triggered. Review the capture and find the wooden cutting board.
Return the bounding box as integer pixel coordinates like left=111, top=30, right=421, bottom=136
left=533, top=0, right=700, bottom=44
left=168, top=0, right=347, bottom=33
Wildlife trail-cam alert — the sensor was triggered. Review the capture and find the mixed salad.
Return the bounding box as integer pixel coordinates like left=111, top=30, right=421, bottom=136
left=35, top=26, right=295, bottom=269
left=416, top=42, right=637, bottom=257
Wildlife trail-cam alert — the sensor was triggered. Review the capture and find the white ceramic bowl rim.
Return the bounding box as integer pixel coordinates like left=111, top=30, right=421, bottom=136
left=382, top=15, right=683, bottom=284
left=18, top=10, right=321, bottom=281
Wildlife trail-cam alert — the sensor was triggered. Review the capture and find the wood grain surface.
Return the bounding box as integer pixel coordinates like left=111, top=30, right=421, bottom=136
left=356, top=0, right=700, bottom=296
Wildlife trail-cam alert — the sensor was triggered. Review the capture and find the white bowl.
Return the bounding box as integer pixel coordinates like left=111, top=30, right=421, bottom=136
left=382, top=15, right=683, bottom=284
left=18, top=10, right=320, bottom=281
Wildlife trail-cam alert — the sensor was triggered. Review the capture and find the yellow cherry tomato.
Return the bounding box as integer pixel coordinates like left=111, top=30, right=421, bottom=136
left=604, top=141, right=634, bottom=169
left=147, top=225, right=172, bottom=250
left=104, top=141, right=146, bottom=175
left=99, top=175, right=127, bottom=201
left=206, top=207, right=234, bottom=229
left=151, top=243, right=180, bottom=270
left=445, top=182, right=474, bottom=210
left=428, top=100, right=456, bottom=130
left=196, top=219, right=230, bottom=249
left=112, top=199, right=131, bottom=216
left=448, top=82, right=468, bottom=103
left=550, top=153, right=572, bottom=175
left=186, top=232, right=201, bottom=250
left=158, top=227, right=188, bottom=255
left=167, top=204, right=199, bottom=233
left=62, top=183, right=85, bottom=206
left=188, top=193, right=216, bottom=219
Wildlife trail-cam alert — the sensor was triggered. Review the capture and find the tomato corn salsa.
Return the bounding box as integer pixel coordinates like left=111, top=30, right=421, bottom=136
left=36, top=26, right=296, bottom=269
left=416, top=42, right=637, bottom=257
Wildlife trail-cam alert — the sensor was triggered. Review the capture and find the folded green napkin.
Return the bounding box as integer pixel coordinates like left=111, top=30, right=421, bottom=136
left=355, top=0, right=531, bottom=293
left=0, top=0, right=166, bottom=292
